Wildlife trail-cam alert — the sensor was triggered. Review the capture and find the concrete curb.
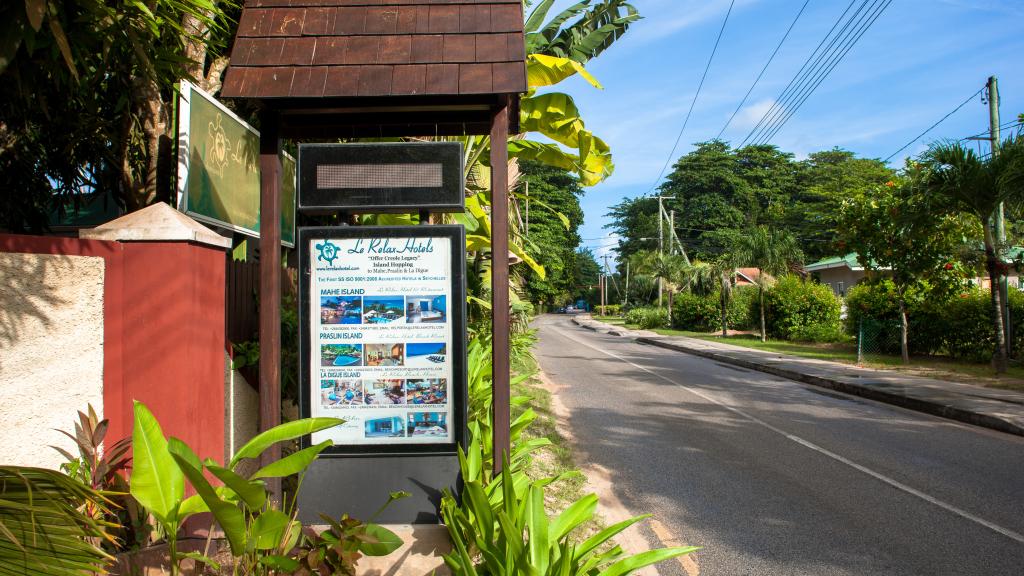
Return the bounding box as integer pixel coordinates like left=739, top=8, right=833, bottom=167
left=570, top=315, right=1024, bottom=437
left=636, top=337, right=1024, bottom=437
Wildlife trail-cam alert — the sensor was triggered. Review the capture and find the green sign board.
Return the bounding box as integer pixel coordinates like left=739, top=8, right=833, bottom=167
left=176, top=80, right=295, bottom=247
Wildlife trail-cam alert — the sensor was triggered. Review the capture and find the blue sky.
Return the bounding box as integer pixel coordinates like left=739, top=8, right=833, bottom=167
left=542, top=0, right=1024, bottom=260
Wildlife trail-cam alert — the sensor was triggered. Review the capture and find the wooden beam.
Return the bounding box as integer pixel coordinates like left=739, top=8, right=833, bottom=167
left=258, top=109, right=283, bottom=498
left=489, top=96, right=511, bottom=474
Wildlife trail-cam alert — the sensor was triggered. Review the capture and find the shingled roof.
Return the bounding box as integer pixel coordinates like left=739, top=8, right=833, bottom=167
left=221, top=0, right=527, bottom=99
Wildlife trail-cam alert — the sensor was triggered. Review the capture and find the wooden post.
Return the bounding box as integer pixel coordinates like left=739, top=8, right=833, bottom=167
left=490, top=97, right=511, bottom=474
left=259, top=109, right=282, bottom=497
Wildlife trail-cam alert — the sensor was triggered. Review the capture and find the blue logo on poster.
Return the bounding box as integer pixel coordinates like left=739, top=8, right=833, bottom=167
left=315, top=240, right=340, bottom=265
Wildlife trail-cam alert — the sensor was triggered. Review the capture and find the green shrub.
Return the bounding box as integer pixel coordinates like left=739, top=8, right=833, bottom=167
left=845, top=280, right=956, bottom=356
left=625, top=306, right=670, bottom=329
left=727, top=284, right=758, bottom=330
left=934, top=288, right=1024, bottom=361
left=762, top=276, right=841, bottom=340
left=672, top=292, right=719, bottom=332
left=600, top=303, right=622, bottom=316
left=788, top=322, right=850, bottom=343
left=907, top=295, right=952, bottom=356
left=942, top=289, right=994, bottom=362
left=843, top=280, right=900, bottom=335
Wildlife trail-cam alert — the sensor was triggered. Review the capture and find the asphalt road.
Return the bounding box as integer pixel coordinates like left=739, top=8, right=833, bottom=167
left=533, top=314, right=1024, bottom=576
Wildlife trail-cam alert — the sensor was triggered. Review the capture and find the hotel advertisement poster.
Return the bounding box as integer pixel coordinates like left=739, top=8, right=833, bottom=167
left=302, top=226, right=466, bottom=453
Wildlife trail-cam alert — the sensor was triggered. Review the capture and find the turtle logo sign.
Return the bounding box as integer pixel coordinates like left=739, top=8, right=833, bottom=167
left=316, top=240, right=340, bottom=266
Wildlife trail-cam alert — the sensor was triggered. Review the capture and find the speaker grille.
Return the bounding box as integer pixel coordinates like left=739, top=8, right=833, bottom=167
left=316, top=163, right=443, bottom=189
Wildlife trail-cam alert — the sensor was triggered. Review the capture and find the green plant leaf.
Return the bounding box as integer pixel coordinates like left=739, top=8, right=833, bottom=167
left=178, top=551, right=220, bottom=570
left=230, top=417, right=343, bottom=468
left=251, top=439, right=333, bottom=479
left=129, top=401, right=183, bottom=524
left=249, top=510, right=291, bottom=551
left=259, top=554, right=300, bottom=571
left=595, top=546, right=701, bottom=576
left=167, top=437, right=201, bottom=471
left=527, top=485, right=550, bottom=574
left=23, top=0, right=45, bottom=31
left=524, top=0, right=557, bottom=33
left=527, top=54, right=602, bottom=89
left=576, top=514, right=650, bottom=559
left=205, top=461, right=267, bottom=510
left=168, top=449, right=246, bottom=555
left=178, top=494, right=209, bottom=518
left=550, top=493, right=597, bottom=544
left=359, top=523, right=404, bottom=556
left=509, top=240, right=547, bottom=278
left=509, top=140, right=580, bottom=172
left=46, top=17, right=77, bottom=81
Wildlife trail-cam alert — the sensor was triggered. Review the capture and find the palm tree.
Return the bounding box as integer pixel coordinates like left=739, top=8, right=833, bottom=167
left=921, top=136, right=1024, bottom=373
left=680, top=260, right=719, bottom=297
left=681, top=259, right=734, bottom=337
left=730, top=226, right=803, bottom=342
left=632, top=251, right=686, bottom=314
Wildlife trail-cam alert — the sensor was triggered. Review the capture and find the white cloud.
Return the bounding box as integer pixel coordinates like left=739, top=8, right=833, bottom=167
left=730, top=99, right=776, bottom=132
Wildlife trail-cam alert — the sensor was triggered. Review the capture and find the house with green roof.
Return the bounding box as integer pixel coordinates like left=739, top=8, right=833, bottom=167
left=804, top=254, right=880, bottom=297
left=807, top=251, right=1024, bottom=297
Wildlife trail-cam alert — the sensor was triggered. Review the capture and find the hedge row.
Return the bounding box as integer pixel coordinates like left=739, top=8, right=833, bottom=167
left=624, top=276, right=1022, bottom=362
left=845, top=280, right=1024, bottom=362
left=669, top=276, right=844, bottom=343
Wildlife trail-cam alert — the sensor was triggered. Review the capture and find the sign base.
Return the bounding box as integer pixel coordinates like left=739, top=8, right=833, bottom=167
left=297, top=455, right=460, bottom=524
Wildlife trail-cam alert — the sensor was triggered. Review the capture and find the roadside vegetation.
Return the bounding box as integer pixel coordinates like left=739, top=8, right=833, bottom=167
left=601, top=128, right=1024, bottom=377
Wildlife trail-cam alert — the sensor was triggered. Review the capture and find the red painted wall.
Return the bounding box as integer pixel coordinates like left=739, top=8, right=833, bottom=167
left=0, top=234, right=226, bottom=462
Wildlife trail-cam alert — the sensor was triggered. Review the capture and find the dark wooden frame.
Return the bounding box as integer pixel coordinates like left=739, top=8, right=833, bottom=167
left=297, top=225, right=468, bottom=457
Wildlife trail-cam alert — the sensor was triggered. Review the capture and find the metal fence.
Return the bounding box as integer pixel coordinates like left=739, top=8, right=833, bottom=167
left=856, top=317, right=902, bottom=364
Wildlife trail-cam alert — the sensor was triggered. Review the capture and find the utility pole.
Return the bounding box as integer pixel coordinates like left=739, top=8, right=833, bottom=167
left=624, top=260, right=630, bottom=308
left=654, top=195, right=672, bottom=307
left=601, top=254, right=613, bottom=315
left=669, top=210, right=676, bottom=255
left=657, top=196, right=663, bottom=307
left=988, top=76, right=1010, bottom=348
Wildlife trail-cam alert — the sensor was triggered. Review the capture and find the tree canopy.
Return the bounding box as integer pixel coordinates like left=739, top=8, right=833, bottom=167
left=0, top=0, right=238, bottom=232
left=518, top=160, right=586, bottom=305
left=605, top=142, right=894, bottom=264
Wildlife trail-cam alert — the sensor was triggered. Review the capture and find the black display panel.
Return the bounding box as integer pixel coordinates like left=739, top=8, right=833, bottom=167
left=298, top=143, right=464, bottom=213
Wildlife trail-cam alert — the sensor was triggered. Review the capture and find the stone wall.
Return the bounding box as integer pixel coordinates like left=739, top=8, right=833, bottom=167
left=0, top=252, right=106, bottom=468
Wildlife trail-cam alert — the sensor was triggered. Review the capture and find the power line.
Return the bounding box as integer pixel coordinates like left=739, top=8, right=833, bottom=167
left=961, top=119, right=1023, bottom=141
left=749, top=0, right=893, bottom=146
left=739, top=0, right=860, bottom=147
left=644, top=0, right=737, bottom=195
left=883, top=88, right=984, bottom=163
left=748, top=0, right=881, bottom=146
left=716, top=0, right=810, bottom=140
left=754, top=0, right=892, bottom=145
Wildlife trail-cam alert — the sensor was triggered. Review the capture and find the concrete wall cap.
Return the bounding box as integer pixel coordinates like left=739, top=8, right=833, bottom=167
left=79, top=202, right=232, bottom=249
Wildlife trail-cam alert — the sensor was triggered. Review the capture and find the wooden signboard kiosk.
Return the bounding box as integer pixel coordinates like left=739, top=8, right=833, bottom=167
left=219, top=0, right=527, bottom=523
